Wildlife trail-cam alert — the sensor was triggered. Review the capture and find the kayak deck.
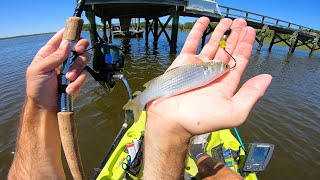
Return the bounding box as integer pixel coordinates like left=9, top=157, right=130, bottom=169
left=96, top=111, right=257, bottom=179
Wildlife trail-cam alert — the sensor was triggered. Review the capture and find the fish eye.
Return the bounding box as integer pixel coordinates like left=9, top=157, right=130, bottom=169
left=225, top=64, right=229, bottom=68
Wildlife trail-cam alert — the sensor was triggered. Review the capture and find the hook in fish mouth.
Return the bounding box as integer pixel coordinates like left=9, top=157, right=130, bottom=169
left=223, top=48, right=237, bottom=70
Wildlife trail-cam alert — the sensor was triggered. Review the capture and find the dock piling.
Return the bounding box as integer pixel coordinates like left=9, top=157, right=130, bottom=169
left=268, top=32, right=277, bottom=52
left=107, top=19, right=112, bottom=43
left=310, top=34, right=319, bottom=55
left=257, top=25, right=268, bottom=51
left=170, top=11, right=180, bottom=53
left=101, top=18, right=107, bottom=42
left=289, top=31, right=299, bottom=54
left=85, top=8, right=98, bottom=51
left=201, top=23, right=215, bottom=48
left=153, top=18, right=159, bottom=47
left=145, top=18, right=149, bottom=44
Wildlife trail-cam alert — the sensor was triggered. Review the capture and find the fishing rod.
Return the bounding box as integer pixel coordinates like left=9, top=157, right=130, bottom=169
left=58, top=0, right=86, bottom=179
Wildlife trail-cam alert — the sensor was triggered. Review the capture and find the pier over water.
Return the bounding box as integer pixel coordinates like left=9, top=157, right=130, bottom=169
left=84, top=0, right=320, bottom=54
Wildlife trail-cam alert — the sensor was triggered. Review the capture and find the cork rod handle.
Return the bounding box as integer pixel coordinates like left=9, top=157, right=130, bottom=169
left=63, top=17, right=83, bottom=41
left=58, top=112, right=86, bottom=180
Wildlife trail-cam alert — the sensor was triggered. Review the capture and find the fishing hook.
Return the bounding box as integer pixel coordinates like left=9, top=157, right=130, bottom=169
left=223, top=48, right=237, bottom=69
left=220, top=29, right=237, bottom=70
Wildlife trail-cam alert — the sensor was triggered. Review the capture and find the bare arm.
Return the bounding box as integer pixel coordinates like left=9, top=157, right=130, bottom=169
left=144, top=115, right=191, bottom=179
left=8, top=30, right=90, bottom=179
left=8, top=100, right=64, bottom=179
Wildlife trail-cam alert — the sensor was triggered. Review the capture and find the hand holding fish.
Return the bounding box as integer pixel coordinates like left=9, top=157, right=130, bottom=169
left=143, top=17, right=272, bottom=179
left=146, top=17, right=272, bottom=135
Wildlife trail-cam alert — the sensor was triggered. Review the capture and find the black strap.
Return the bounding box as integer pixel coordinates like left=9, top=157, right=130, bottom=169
left=126, top=134, right=144, bottom=176
left=58, top=73, right=68, bottom=94
left=58, top=84, right=68, bottom=94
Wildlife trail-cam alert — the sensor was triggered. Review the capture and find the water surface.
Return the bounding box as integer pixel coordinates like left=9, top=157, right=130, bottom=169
left=0, top=31, right=319, bottom=179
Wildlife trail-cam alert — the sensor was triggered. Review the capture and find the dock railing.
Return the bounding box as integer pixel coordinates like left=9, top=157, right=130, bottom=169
left=219, top=5, right=313, bottom=32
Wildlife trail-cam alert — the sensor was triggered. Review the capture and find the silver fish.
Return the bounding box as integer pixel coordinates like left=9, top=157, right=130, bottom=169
left=123, top=61, right=230, bottom=121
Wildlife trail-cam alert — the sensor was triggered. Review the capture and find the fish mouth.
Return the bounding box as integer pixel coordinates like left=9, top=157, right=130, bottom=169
left=224, top=63, right=230, bottom=70
left=219, top=63, right=230, bottom=75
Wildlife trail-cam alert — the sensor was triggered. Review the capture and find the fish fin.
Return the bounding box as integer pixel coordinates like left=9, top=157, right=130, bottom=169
left=194, top=57, right=205, bottom=65
left=166, top=58, right=204, bottom=72
left=143, top=78, right=157, bottom=88
left=123, top=98, right=144, bottom=122
left=133, top=91, right=142, bottom=97
left=165, top=66, right=181, bottom=73
left=165, top=56, right=204, bottom=73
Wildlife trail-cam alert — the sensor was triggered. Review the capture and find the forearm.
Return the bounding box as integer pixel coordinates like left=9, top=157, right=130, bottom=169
left=197, top=154, right=243, bottom=180
left=143, top=113, right=192, bottom=179
left=8, top=98, right=65, bottom=179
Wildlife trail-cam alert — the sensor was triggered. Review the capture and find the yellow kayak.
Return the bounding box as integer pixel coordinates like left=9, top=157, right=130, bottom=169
left=96, top=111, right=257, bottom=180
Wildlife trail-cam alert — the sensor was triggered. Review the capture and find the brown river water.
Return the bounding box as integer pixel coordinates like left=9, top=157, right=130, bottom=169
left=0, top=31, right=319, bottom=179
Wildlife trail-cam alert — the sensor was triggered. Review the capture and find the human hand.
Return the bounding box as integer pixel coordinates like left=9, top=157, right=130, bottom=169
left=146, top=17, right=272, bottom=136
left=26, top=29, right=90, bottom=109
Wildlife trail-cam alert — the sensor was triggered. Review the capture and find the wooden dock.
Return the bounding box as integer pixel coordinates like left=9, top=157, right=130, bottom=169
left=84, top=0, right=320, bottom=55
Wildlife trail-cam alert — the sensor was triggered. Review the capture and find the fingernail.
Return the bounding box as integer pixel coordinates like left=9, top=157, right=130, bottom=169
left=59, top=39, right=69, bottom=48
left=67, top=71, right=76, bottom=78
left=67, top=87, right=75, bottom=94
left=77, top=45, right=86, bottom=53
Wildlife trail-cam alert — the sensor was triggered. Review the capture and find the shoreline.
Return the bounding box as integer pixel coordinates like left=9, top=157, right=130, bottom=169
left=0, top=32, right=55, bottom=40
left=1, top=31, right=318, bottom=53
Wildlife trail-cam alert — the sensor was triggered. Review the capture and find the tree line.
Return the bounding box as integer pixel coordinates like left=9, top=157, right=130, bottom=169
left=82, top=21, right=198, bottom=31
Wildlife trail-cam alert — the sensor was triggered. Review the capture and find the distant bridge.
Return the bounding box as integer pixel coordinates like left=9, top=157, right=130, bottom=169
left=84, top=0, right=320, bottom=55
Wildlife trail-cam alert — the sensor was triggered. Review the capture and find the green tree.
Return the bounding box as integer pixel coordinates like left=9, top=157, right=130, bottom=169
left=184, top=22, right=196, bottom=29
left=82, top=24, right=104, bottom=31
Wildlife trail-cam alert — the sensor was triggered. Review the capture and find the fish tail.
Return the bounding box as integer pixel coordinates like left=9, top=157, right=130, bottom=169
left=123, top=98, right=144, bottom=121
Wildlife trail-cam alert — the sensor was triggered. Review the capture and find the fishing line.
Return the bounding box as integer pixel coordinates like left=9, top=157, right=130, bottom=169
left=69, top=41, right=101, bottom=65
left=84, top=41, right=101, bottom=53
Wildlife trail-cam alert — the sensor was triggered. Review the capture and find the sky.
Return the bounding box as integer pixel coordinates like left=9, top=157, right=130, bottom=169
left=1, top=0, right=320, bottom=38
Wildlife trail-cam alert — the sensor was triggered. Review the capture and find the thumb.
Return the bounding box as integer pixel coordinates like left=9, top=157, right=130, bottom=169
left=231, top=74, right=272, bottom=126
left=38, top=39, right=70, bottom=72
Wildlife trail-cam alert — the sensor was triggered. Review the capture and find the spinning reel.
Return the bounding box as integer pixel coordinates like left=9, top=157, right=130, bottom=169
left=86, top=42, right=132, bottom=99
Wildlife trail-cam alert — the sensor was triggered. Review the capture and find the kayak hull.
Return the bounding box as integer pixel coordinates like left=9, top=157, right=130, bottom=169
left=96, top=111, right=257, bottom=180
